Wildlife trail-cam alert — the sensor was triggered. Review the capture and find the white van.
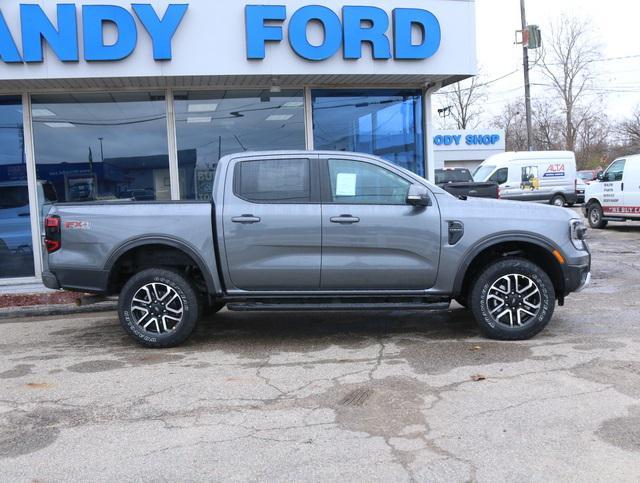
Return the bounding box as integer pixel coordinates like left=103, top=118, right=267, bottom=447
left=473, top=151, right=578, bottom=206
left=583, top=155, right=640, bottom=228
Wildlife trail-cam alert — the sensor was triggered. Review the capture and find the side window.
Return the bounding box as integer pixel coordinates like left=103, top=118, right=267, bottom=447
left=489, top=168, right=508, bottom=185
left=328, top=159, right=411, bottom=205
left=235, top=158, right=310, bottom=203
left=605, top=160, right=626, bottom=182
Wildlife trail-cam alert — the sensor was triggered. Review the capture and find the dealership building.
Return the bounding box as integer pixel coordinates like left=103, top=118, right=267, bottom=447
left=0, top=0, right=476, bottom=286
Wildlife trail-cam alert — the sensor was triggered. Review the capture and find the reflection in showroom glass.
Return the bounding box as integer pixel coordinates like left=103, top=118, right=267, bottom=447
left=31, top=92, right=170, bottom=204
left=0, top=96, right=35, bottom=279
left=312, top=89, right=425, bottom=177
left=173, top=90, right=306, bottom=200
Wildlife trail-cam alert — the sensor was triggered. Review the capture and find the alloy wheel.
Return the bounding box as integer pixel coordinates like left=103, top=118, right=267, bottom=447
left=130, top=283, right=184, bottom=334
left=486, top=274, right=542, bottom=328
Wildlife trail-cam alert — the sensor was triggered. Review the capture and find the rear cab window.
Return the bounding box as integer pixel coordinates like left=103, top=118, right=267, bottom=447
left=234, top=158, right=312, bottom=203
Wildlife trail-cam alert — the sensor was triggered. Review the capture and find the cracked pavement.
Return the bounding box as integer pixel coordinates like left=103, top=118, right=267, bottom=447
left=1, top=218, right=639, bottom=481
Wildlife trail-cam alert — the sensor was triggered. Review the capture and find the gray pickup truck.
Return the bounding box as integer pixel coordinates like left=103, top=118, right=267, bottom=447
left=42, top=151, right=591, bottom=348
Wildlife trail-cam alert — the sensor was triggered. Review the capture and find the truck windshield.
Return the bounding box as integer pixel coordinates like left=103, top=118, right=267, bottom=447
left=0, top=186, right=29, bottom=209
left=473, top=166, right=496, bottom=182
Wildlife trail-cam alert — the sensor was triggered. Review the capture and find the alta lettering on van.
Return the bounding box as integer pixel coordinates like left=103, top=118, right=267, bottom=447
left=543, top=164, right=566, bottom=178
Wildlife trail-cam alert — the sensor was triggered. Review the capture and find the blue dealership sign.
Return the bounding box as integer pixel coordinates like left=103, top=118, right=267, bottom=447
left=0, top=3, right=188, bottom=63
left=0, top=3, right=443, bottom=64
left=433, top=133, right=501, bottom=147
left=245, top=5, right=441, bottom=61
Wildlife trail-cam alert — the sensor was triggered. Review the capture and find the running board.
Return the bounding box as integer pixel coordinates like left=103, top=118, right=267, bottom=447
left=226, top=302, right=451, bottom=312
left=602, top=217, right=627, bottom=222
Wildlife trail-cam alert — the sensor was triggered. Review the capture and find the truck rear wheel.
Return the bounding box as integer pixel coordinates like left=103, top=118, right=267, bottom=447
left=470, top=258, right=555, bottom=341
left=118, top=268, right=200, bottom=348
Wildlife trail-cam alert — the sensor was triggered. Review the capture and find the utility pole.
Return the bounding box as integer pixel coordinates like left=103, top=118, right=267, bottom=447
left=520, top=0, right=533, bottom=151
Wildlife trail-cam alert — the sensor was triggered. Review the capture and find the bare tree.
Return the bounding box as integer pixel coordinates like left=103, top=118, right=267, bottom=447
left=532, top=99, right=563, bottom=151
left=540, top=15, right=601, bottom=153
left=438, top=76, right=487, bottom=130
left=494, top=100, right=528, bottom=151
left=618, top=106, right=640, bottom=152
left=577, top=109, right=611, bottom=168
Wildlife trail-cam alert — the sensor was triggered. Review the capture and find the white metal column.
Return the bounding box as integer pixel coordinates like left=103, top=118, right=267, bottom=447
left=165, top=89, right=181, bottom=200
left=304, top=87, right=314, bottom=150
left=423, top=83, right=441, bottom=183
left=21, top=93, right=43, bottom=280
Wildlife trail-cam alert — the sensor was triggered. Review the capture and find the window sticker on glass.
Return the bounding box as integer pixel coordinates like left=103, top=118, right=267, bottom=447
left=335, top=173, right=357, bottom=197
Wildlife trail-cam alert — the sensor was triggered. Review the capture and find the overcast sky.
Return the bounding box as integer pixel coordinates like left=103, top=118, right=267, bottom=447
left=463, top=0, right=640, bottom=126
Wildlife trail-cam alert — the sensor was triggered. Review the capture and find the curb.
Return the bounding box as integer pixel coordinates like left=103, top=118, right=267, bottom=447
left=0, top=300, right=118, bottom=320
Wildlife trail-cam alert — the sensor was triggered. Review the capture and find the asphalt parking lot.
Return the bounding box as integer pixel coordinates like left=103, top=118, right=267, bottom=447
left=1, top=216, right=639, bottom=481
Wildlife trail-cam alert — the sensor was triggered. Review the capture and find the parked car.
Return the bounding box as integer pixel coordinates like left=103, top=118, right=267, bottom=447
left=474, top=151, right=578, bottom=206
left=583, top=155, right=640, bottom=228
left=0, top=180, right=57, bottom=252
left=578, top=170, right=598, bottom=183
left=435, top=168, right=499, bottom=199
left=42, top=151, right=591, bottom=348
left=0, top=180, right=57, bottom=277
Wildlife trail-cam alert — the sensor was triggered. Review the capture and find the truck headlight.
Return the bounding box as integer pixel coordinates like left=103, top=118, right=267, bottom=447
left=570, top=219, right=588, bottom=250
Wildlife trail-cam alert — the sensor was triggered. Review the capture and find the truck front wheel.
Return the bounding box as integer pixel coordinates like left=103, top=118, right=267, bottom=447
left=118, top=268, right=200, bottom=348
left=470, top=259, right=555, bottom=341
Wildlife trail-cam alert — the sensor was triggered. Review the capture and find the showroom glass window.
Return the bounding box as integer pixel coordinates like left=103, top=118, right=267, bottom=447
left=32, top=92, right=170, bottom=204
left=312, top=89, right=425, bottom=177
left=0, top=96, right=35, bottom=278
left=173, top=90, right=306, bottom=200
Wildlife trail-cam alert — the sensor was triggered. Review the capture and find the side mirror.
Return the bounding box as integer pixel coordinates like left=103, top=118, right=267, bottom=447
left=596, top=171, right=605, bottom=181
left=407, top=185, right=431, bottom=207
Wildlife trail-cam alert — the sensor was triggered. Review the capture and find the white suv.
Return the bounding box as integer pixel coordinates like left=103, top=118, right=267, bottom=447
left=584, top=155, right=640, bottom=228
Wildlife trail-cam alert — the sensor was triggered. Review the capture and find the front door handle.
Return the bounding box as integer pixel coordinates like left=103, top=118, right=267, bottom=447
left=232, top=215, right=261, bottom=224
left=330, top=215, right=360, bottom=224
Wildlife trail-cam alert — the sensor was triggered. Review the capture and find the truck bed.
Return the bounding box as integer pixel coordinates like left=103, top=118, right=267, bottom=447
left=44, top=201, right=219, bottom=293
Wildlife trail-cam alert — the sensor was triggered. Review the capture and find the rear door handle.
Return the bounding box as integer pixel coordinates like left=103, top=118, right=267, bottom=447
left=330, top=215, right=360, bottom=224
left=231, top=215, right=261, bottom=224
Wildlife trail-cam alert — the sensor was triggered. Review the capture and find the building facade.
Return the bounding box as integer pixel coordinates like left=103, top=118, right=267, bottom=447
left=0, top=0, right=476, bottom=284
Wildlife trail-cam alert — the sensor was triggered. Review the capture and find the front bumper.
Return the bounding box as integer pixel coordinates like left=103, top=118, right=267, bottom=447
left=564, top=261, right=591, bottom=294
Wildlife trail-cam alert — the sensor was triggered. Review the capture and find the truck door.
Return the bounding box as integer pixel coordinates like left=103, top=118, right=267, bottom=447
left=221, top=156, right=321, bottom=291
left=600, top=159, right=626, bottom=216
left=319, top=157, right=441, bottom=290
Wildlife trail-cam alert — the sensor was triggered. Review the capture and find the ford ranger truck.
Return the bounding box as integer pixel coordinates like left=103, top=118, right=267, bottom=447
left=42, top=151, right=591, bottom=348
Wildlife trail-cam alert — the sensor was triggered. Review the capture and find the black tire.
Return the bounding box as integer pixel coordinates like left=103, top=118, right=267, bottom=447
left=587, top=202, right=608, bottom=229
left=470, top=258, right=555, bottom=341
left=118, top=268, right=200, bottom=348
left=550, top=194, right=566, bottom=207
